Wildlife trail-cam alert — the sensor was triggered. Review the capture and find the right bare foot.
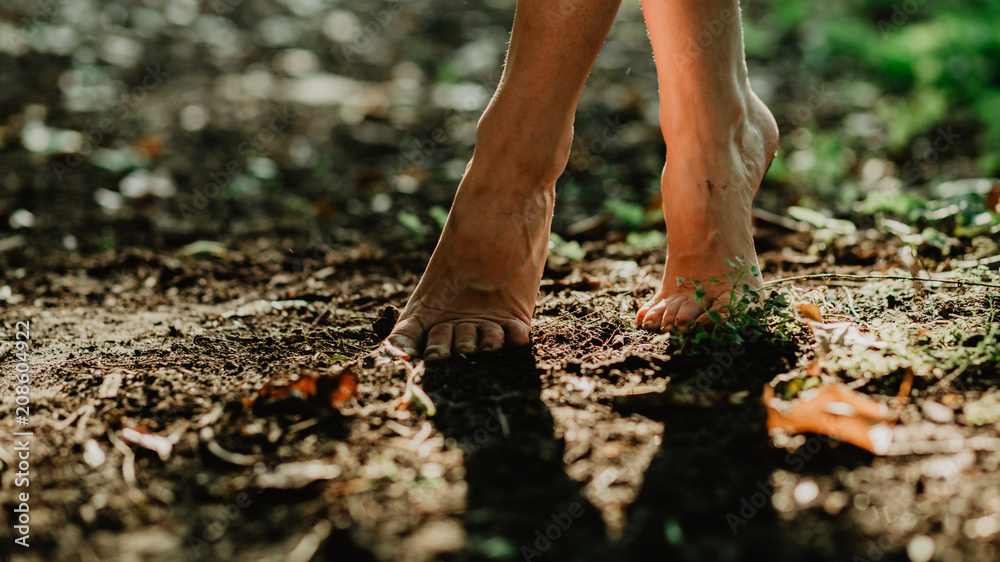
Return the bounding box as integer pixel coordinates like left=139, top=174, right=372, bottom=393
left=386, top=127, right=571, bottom=360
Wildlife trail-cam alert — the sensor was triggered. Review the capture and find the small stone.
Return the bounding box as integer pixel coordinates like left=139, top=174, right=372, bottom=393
left=823, top=491, right=848, bottom=515
left=83, top=439, right=106, bottom=468
left=793, top=479, right=820, bottom=506
left=921, top=400, right=954, bottom=424
left=906, top=534, right=934, bottom=562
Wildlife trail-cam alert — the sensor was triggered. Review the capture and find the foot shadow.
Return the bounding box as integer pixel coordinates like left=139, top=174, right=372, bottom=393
left=421, top=348, right=614, bottom=560
left=616, top=360, right=875, bottom=560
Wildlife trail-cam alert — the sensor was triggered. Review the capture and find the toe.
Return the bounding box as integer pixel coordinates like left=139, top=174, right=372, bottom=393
left=659, top=297, right=688, bottom=331
left=424, top=323, right=454, bottom=360
left=503, top=321, right=531, bottom=347
left=636, top=300, right=654, bottom=326
left=640, top=300, right=666, bottom=331
left=480, top=322, right=504, bottom=352
left=673, top=299, right=707, bottom=328
left=453, top=322, right=478, bottom=355
left=386, top=319, right=421, bottom=358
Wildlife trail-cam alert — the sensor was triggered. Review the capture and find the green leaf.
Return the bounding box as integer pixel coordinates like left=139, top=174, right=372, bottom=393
left=707, top=311, right=723, bottom=324
left=429, top=206, right=449, bottom=230
left=397, top=211, right=429, bottom=237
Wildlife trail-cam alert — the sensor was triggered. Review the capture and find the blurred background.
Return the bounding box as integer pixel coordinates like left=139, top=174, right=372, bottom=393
left=1, top=0, right=998, bottom=264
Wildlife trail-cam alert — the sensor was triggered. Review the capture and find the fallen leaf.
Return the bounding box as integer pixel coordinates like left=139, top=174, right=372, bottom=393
left=809, top=321, right=888, bottom=354
left=896, top=368, right=914, bottom=402
left=252, top=366, right=358, bottom=416
left=763, top=382, right=893, bottom=454
left=797, top=303, right=823, bottom=322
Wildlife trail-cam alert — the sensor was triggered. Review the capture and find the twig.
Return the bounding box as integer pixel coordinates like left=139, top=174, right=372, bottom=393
left=107, top=429, right=137, bottom=488
left=842, top=287, right=861, bottom=319
left=766, top=273, right=1000, bottom=290
left=310, top=305, right=331, bottom=327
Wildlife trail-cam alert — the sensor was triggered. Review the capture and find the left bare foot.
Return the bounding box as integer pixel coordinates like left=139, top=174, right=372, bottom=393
left=636, top=91, right=778, bottom=332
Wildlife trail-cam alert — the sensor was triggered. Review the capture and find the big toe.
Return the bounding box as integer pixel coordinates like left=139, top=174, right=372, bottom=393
left=386, top=320, right=422, bottom=358
left=638, top=300, right=667, bottom=331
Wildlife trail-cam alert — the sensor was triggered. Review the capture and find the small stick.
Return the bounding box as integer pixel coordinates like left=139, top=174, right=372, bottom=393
left=766, top=273, right=1000, bottom=290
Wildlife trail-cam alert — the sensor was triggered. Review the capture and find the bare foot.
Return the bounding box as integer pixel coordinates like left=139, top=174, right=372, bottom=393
left=636, top=92, right=779, bottom=332
left=386, top=133, right=569, bottom=360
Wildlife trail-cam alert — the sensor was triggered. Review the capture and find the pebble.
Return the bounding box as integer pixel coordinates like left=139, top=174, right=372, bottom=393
left=906, top=534, right=935, bottom=562
left=793, top=479, right=820, bottom=506
left=922, top=401, right=954, bottom=423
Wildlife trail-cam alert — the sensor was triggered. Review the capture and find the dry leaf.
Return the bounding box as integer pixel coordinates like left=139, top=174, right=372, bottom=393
left=763, top=382, right=893, bottom=454
left=797, top=303, right=823, bottom=322
left=896, top=368, right=914, bottom=401
left=252, top=366, right=358, bottom=415
left=809, top=321, right=888, bottom=354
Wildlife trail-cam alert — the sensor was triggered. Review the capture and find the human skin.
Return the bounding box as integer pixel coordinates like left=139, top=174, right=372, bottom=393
left=386, top=0, right=778, bottom=360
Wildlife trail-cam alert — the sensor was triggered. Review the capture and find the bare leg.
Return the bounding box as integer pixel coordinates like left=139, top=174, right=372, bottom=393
left=635, top=0, right=779, bottom=331
left=387, top=0, right=622, bottom=359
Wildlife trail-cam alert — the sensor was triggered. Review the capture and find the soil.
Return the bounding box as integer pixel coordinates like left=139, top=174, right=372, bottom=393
left=2, top=232, right=1000, bottom=562
left=2, top=0, right=1000, bottom=561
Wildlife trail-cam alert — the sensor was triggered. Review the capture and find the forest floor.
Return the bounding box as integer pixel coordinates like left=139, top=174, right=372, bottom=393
left=2, top=0, right=1000, bottom=560
left=3, top=224, right=1000, bottom=562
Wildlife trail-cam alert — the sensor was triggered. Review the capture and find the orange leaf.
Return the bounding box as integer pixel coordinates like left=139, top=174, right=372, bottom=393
left=763, top=382, right=892, bottom=454
left=797, top=303, right=823, bottom=322
left=253, top=367, right=358, bottom=415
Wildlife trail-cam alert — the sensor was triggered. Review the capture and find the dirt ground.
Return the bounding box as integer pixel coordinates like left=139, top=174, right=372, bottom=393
left=2, top=0, right=1000, bottom=560
left=2, top=228, right=1000, bottom=561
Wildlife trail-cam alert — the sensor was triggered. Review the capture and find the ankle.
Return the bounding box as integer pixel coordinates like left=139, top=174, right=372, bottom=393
left=472, top=103, right=574, bottom=188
